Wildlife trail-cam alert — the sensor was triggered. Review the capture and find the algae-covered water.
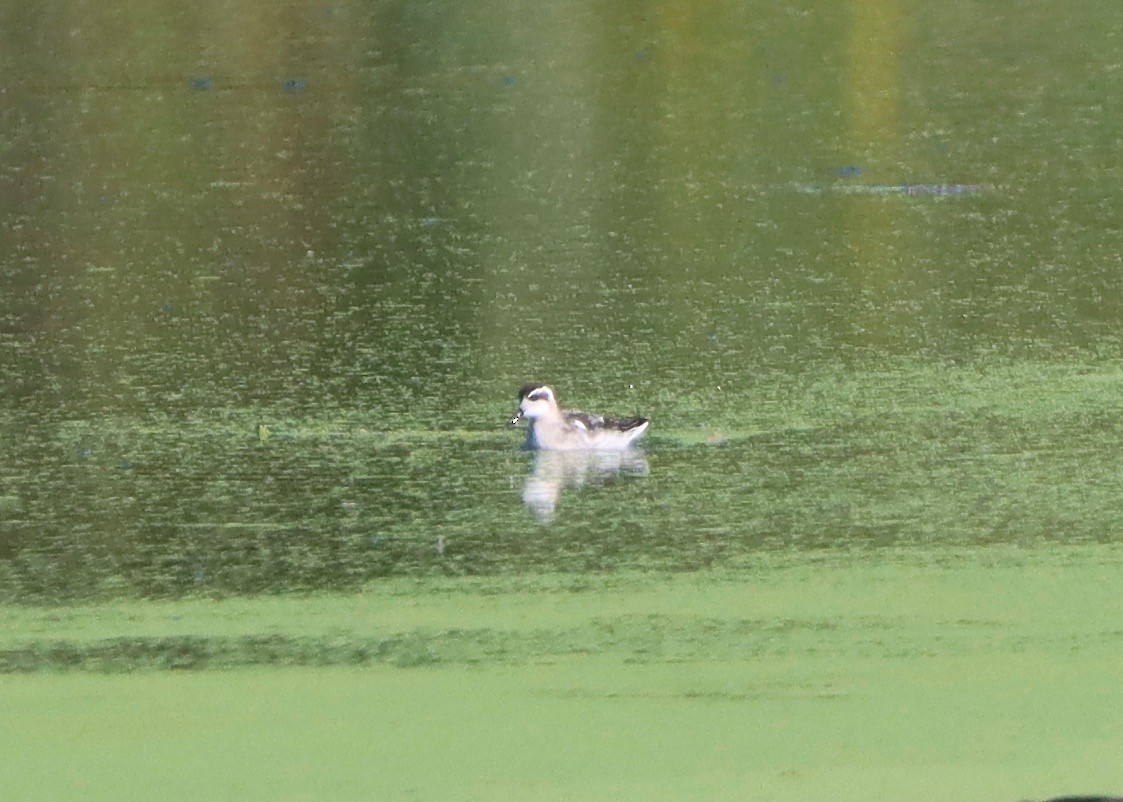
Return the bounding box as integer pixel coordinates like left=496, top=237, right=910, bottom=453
left=3, top=548, right=1122, bottom=800
left=2, top=0, right=1122, bottom=798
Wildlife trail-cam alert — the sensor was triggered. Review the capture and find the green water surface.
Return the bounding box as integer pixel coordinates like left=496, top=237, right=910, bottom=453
left=4, top=547, right=1123, bottom=800
left=1, top=0, right=1121, bottom=798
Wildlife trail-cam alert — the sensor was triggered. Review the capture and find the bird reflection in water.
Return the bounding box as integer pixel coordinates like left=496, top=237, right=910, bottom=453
left=522, top=449, right=649, bottom=522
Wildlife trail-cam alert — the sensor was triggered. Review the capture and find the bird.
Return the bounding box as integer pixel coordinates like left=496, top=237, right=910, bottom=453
left=509, top=384, right=649, bottom=451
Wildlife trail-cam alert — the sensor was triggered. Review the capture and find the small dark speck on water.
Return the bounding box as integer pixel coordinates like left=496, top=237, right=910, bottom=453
left=282, top=78, right=307, bottom=94
left=190, top=76, right=213, bottom=91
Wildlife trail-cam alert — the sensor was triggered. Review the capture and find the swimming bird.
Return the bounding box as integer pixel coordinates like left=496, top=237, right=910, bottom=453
left=509, top=384, right=649, bottom=451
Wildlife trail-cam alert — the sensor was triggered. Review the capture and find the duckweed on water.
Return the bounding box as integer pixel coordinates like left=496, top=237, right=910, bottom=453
left=2, top=359, right=1122, bottom=603
left=2, top=0, right=1122, bottom=796
left=2, top=549, right=1121, bottom=800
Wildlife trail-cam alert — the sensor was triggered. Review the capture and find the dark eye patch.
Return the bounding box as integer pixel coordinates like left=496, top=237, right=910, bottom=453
left=528, top=391, right=550, bottom=402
